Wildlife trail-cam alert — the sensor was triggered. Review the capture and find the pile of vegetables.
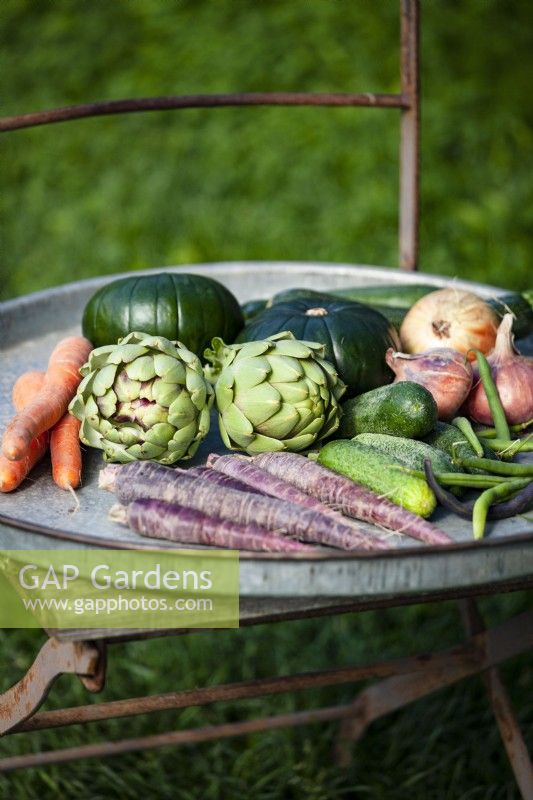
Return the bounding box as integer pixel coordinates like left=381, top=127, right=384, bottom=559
left=2, top=270, right=531, bottom=551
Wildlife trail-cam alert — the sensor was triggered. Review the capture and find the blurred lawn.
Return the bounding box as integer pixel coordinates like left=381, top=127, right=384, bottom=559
left=1, top=595, right=532, bottom=800
left=1, top=0, right=532, bottom=301
left=1, top=2, right=532, bottom=797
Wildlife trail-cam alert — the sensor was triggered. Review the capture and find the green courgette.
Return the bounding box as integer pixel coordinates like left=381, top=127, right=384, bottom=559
left=317, top=439, right=436, bottom=517
left=269, top=284, right=437, bottom=309
left=423, top=421, right=494, bottom=472
left=486, top=293, right=533, bottom=339
left=337, top=382, right=437, bottom=440
left=330, top=284, right=437, bottom=308
left=368, top=305, right=407, bottom=331
left=351, top=433, right=458, bottom=473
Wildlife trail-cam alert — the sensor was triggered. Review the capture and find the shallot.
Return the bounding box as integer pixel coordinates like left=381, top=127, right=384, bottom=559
left=385, top=347, right=473, bottom=420
left=463, top=314, right=533, bottom=425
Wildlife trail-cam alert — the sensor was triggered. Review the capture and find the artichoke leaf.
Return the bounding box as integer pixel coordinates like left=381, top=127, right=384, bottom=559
left=92, top=364, right=119, bottom=397
left=254, top=403, right=300, bottom=439
left=153, top=354, right=186, bottom=384
left=106, top=343, right=149, bottom=364
left=125, top=355, right=157, bottom=382
left=243, top=434, right=287, bottom=454
left=236, top=382, right=282, bottom=427
left=167, top=391, right=197, bottom=425
left=144, top=422, right=177, bottom=447
left=221, top=403, right=255, bottom=446
left=264, top=354, right=304, bottom=383
left=114, top=371, right=141, bottom=402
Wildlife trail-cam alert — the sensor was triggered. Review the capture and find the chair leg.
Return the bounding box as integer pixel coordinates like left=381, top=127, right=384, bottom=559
left=334, top=647, right=483, bottom=766
left=334, top=605, right=533, bottom=772
left=460, top=599, right=533, bottom=800
left=0, top=637, right=105, bottom=735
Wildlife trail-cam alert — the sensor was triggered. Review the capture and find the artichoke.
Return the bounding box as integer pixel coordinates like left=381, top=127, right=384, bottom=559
left=69, top=331, right=214, bottom=464
left=204, top=331, right=346, bottom=454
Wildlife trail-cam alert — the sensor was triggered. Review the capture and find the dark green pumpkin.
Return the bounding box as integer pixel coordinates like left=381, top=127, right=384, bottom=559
left=236, top=298, right=401, bottom=397
left=82, top=273, right=244, bottom=354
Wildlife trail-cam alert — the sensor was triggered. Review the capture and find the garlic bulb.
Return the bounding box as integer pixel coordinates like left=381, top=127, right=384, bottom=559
left=463, top=314, right=533, bottom=425
left=400, top=288, right=499, bottom=360
left=386, top=347, right=473, bottom=421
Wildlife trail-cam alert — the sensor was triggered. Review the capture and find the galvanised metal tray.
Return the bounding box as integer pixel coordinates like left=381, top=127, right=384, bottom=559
left=1, top=262, right=532, bottom=601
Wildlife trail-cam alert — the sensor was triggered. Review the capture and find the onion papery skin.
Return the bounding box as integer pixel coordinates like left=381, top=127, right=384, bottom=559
left=386, top=347, right=473, bottom=421
left=400, top=288, right=500, bottom=361
left=463, top=314, right=533, bottom=425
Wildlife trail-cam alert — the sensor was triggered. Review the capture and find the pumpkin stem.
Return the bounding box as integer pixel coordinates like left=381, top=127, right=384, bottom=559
left=305, top=307, right=328, bottom=317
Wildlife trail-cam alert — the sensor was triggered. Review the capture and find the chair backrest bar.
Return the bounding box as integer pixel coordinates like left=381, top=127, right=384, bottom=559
left=399, top=0, right=420, bottom=270
left=0, top=0, right=420, bottom=270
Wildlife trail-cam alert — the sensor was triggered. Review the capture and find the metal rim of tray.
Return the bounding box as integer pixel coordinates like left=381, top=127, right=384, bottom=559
left=0, top=511, right=532, bottom=560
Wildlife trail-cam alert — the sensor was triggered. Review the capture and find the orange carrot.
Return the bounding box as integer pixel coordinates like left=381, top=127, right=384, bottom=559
left=51, top=413, right=82, bottom=490
left=0, top=371, right=48, bottom=492
left=12, top=370, right=45, bottom=410
left=2, top=336, right=92, bottom=462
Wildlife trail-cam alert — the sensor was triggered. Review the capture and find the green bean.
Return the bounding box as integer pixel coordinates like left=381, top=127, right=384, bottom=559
left=392, top=466, right=514, bottom=488
left=456, top=456, right=533, bottom=477
left=477, top=419, right=533, bottom=439
left=452, top=417, right=484, bottom=457
left=473, top=479, right=530, bottom=539
left=481, top=434, right=533, bottom=456
left=473, top=350, right=511, bottom=445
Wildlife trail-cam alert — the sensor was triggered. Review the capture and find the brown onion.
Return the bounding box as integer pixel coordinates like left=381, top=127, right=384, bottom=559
left=463, top=314, right=533, bottom=425
left=386, top=347, right=473, bottom=421
left=400, top=288, right=499, bottom=361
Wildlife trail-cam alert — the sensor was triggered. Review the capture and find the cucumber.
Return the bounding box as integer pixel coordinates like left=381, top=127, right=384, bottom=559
left=337, top=382, right=438, bottom=440
left=351, top=433, right=459, bottom=473
left=268, top=288, right=333, bottom=306
left=317, top=440, right=436, bottom=517
left=486, top=293, right=533, bottom=339
left=269, top=284, right=437, bottom=309
left=368, top=305, right=406, bottom=331
left=423, top=421, right=494, bottom=472
left=331, top=284, right=437, bottom=308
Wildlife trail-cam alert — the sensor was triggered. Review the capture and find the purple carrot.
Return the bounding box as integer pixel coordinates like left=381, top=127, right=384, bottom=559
left=187, top=465, right=266, bottom=495
left=252, top=452, right=453, bottom=546
left=207, top=453, right=388, bottom=549
left=100, top=462, right=391, bottom=551
left=110, top=500, right=314, bottom=552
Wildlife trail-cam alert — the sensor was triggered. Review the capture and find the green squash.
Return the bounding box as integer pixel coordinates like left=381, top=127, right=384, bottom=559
left=82, top=272, right=244, bottom=355
left=236, top=298, right=401, bottom=397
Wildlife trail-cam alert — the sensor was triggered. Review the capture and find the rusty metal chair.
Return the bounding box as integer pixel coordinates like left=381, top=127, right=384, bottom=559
left=1, top=2, right=532, bottom=795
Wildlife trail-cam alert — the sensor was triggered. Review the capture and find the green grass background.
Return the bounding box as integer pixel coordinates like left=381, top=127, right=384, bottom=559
left=1, top=1, right=532, bottom=797
left=1, top=0, right=533, bottom=300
